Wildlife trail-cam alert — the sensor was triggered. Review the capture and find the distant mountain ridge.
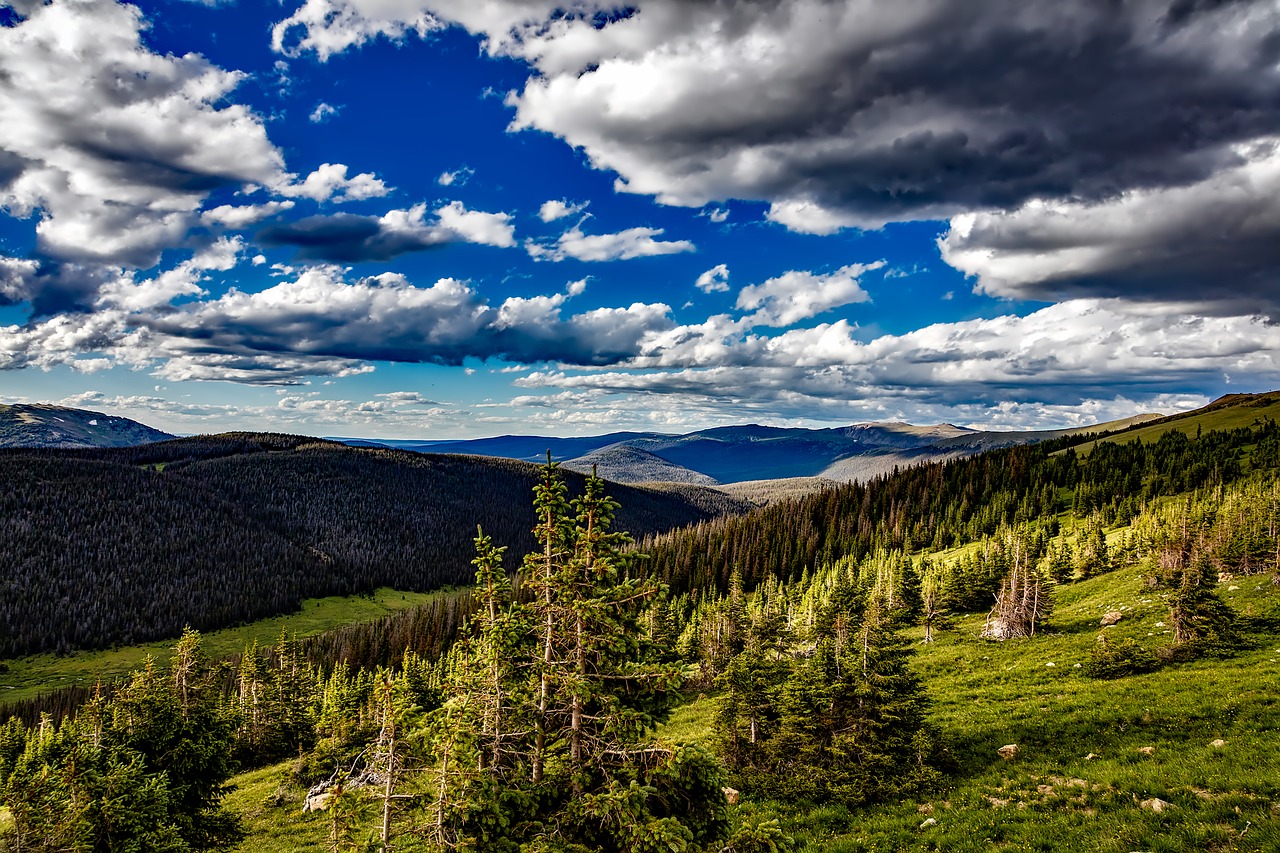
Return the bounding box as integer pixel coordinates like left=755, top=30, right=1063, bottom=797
left=0, top=403, right=172, bottom=449
left=353, top=415, right=1165, bottom=486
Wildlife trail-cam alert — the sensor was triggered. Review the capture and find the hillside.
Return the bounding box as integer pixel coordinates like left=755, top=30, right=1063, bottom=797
left=640, top=399, right=1279, bottom=594
left=1073, top=391, right=1280, bottom=455
left=563, top=444, right=719, bottom=485
left=0, top=433, right=748, bottom=656
left=0, top=403, right=172, bottom=448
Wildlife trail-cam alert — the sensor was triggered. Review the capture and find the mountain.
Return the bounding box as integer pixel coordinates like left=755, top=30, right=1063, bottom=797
left=0, top=434, right=749, bottom=657
left=371, top=414, right=1165, bottom=486
left=0, top=403, right=172, bottom=449
left=563, top=445, right=719, bottom=485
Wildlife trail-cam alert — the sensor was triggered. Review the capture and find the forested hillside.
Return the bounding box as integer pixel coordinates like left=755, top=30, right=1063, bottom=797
left=640, top=420, right=1279, bottom=593
left=0, top=434, right=747, bottom=656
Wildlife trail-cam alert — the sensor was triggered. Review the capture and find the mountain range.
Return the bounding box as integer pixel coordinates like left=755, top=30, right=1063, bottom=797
left=341, top=413, right=1163, bottom=486
left=0, top=403, right=173, bottom=449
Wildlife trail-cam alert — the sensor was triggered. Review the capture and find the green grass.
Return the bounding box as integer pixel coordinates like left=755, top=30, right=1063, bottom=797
left=217, top=542, right=1280, bottom=851
left=0, top=588, right=441, bottom=704
left=679, top=563, right=1280, bottom=852
left=1071, top=393, right=1280, bottom=456
left=223, top=762, right=333, bottom=852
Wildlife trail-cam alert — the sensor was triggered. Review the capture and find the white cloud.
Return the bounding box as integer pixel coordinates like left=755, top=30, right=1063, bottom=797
left=436, top=167, right=473, bottom=187
left=707, top=208, right=729, bottom=224
left=280, top=162, right=391, bottom=203
left=201, top=201, right=296, bottom=229
left=433, top=200, right=515, bottom=247
left=0, top=257, right=39, bottom=304
left=0, top=0, right=283, bottom=272
left=695, top=264, right=730, bottom=294
left=309, top=102, right=340, bottom=123
left=96, top=237, right=243, bottom=312
left=271, top=0, right=443, bottom=61
left=736, top=262, right=881, bottom=327
left=538, top=198, right=587, bottom=222
left=509, top=299, right=1280, bottom=422
left=528, top=225, right=694, bottom=262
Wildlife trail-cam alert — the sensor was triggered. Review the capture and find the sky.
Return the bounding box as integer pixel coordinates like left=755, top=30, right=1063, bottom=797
left=1, top=0, right=1279, bottom=439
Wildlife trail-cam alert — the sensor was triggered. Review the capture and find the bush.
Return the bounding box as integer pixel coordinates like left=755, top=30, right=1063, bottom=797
left=1083, top=634, right=1160, bottom=679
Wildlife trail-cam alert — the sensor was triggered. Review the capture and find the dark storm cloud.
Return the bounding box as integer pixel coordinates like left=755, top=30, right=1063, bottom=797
left=258, top=213, right=451, bottom=262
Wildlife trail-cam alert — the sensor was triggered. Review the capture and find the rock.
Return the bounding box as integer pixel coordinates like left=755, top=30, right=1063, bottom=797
left=1137, top=746, right=1156, bottom=755
left=1100, top=611, right=1123, bottom=626
left=722, top=787, right=740, bottom=806
left=1085, top=753, right=1099, bottom=760
left=1141, top=797, right=1171, bottom=813
left=1228, top=585, right=1241, bottom=591
left=303, top=789, right=335, bottom=813
left=919, top=817, right=938, bottom=829
left=1210, top=738, right=1227, bottom=748
left=997, top=744, right=1019, bottom=760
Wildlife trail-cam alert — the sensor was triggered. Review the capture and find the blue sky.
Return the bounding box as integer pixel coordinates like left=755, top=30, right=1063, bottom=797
left=1, top=0, right=1278, bottom=438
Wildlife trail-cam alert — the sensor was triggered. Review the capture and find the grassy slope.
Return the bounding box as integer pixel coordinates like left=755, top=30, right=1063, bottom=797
left=664, top=563, right=1280, bottom=853
left=224, top=562, right=1280, bottom=852
left=0, top=588, right=440, bottom=705
left=1072, top=393, right=1280, bottom=456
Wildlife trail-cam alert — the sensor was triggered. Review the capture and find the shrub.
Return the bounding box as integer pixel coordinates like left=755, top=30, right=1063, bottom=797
left=1083, top=634, right=1160, bottom=679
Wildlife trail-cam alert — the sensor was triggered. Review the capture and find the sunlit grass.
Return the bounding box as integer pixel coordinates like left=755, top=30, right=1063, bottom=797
left=0, top=588, right=441, bottom=704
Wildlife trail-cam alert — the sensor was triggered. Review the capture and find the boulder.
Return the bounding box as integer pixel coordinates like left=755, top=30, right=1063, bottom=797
left=919, top=817, right=938, bottom=829
left=997, top=744, right=1019, bottom=760
left=1209, top=738, right=1227, bottom=748
left=1100, top=611, right=1123, bottom=627
left=1137, top=746, right=1156, bottom=755
left=1141, top=797, right=1171, bottom=813
left=723, top=787, right=740, bottom=806
left=303, top=788, right=336, bottom=813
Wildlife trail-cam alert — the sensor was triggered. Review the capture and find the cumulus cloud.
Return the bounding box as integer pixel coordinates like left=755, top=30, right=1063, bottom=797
left=514, top=299, right=1280, bottom=419
left=527, top=225, right=694, bottom=262
left=271, top=0, right=1280, bottom=303
left=259, top=201, right=515, bottom=261
left=433, top=200, right=515, bottom=247
left=939, top=138, right=1280, bottom=314
left=0, top=0, right=283, bottom=282
left=271, top=0, right=443, bottom=61
left=201, top=201, right=296, bottom=229
left=279, top=162, right=391, bottom=202
left=695, top=264, right=730, bottom=294
left=0, top=257, right=39, bottom=305
left=736, top=262, right=881, bottom=327
left=0, top=265, right=674, bottom=383
left=538, top=198, right=587, bottom=222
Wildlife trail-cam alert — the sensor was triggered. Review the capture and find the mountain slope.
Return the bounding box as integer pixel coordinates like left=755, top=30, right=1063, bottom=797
left=0, top=403, right=172, bottom=449
left=0, top=434, right=749, bottom=656
left=1072, top=391, right=1280, bottom=454
left=562, top=445, right=719, bottom=485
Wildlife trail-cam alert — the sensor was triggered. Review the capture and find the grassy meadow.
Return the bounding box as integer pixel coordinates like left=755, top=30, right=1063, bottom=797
left=0, top=588, right=440, bottom=705
left=218, top=561, right=1280, bottom=851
